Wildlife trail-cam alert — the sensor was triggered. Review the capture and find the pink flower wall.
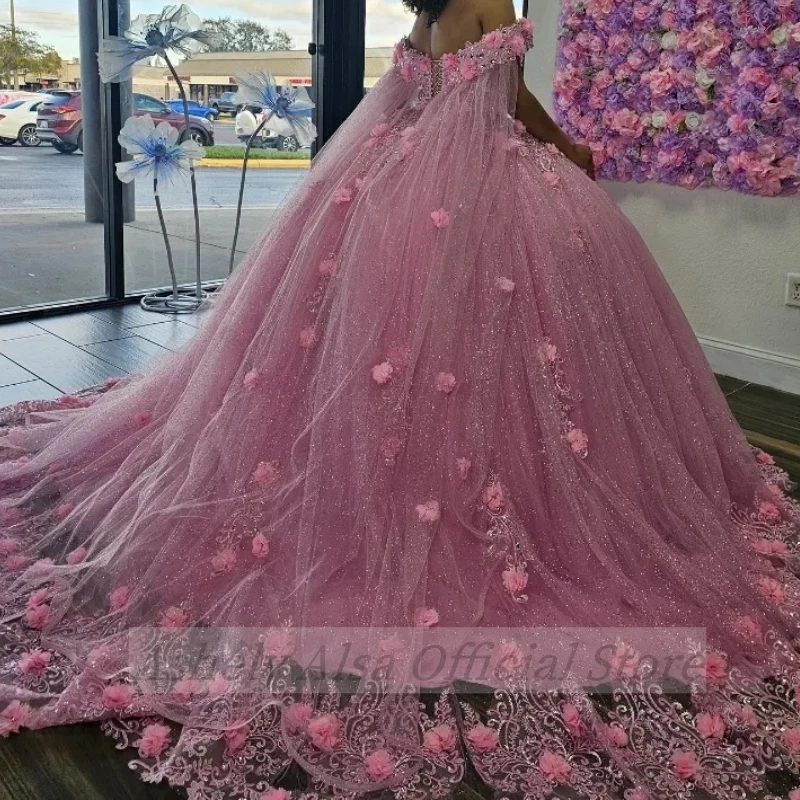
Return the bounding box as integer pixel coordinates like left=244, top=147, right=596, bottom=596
left=553, top=0, right=800, bottom=196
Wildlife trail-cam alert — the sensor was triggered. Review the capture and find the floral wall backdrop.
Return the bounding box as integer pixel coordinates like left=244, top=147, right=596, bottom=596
left=553, top=0, right=800, bottom=196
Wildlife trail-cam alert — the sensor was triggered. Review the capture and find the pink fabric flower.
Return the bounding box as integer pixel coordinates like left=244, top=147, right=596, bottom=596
left=467, top=723, right=499, bottom=753
left=435, top=372, right=457, bottom=394
left=253, top=461, right=280, bottom=488
left=441, top=53, right=459, bottom=74
left=671, top=750, right=699, bottom=780
left=415, top=500, right=441, bottom=523
left=610, top=643, right=641, bottom=678
left=496, top=640, right=524, bottom=673
left=756, top=450, right=775, bottom=465
left=567, top=427, right=589, bottom=456
left=752, top=538, right=788, bottom=556
left=543, top=171, right=560, bottom=187
left=299, top=325, right=318, bottom=350
left=24, top=603, right=50, bottom=630
left=260, top=790, right=291, bottom=800
left=18, top=649, right=52, bottom=676
left=308, top=713, right=342, bottom=751
left=244, top=369, right=262, bottom=391
left=27, top=588, right=51, bottom=608
left=784, top=727, right=800, bottom=753
left=509, top=34, right=528, bottom=57
left=483, top=481, right=505, bottom=512
left=539, top=750, right=572, bottom=783
left=735, top=615, right=762, bottom=641
left=105, top=376, right=121, bottom=388
left=264, top=629, right=296, bottom=659
left=57, top=503, right=74, bottom=520
left=413, top=607, right=439, bottom=628
left=703, top=651, right=728, bottom=680
left=172, top=677, right=203, bottom=701
left=135, top=411, right=153, bottom=426
left=207, top=673, right=230, bottom=697
left=284, top=701, right=313, bottom=733
left=211, top=548, right=237, bottom=574
left=102, top=682, right=134, bottom=710
left=4, top=554, right=29, bottom=572
left=460, top=59, right=479, bottom=81
left=604, top=724, right=628, bottom=747
left=759, top=577, right=786, bottom=605
left=562, top=703, right=586, bottom=737
left=66, top=546, right=87, bottom=565
left=520, top=18, right=534, bottom=37
left=224, top=720, right=249, bottom=754
left=382, top=435, right=403, bottom=465
left=138, top=722, right=172, bottom=758
left=159, top=606, right=189, bottom=628
left=318, top=257, right=337, bottom=278
left=696, top=712, right=724, bottom=739
left=758, top=501, right=782, bottom=524
left=0, top=537, right=16, bottom=555
left=423, top=724, right=457, bottom=753
left=0, top=700, right=30, bottom=737
left=502, top=564, right=528, bottom=596
left=789, top=790, right=800, bottom=800
left=110, top=586, right=132, bottom=611
left=371, top=361, right=394, bottom=385
left=333, top=187, right=353, bottom=206
left=364, top=749, right=394, bottom=781
left=252, top=533, right=270, bottom=559
left=430, top=209, right=450, bottom=228
left=495, top=276, right=515, bottom=292
left=456, top=457, right=472, bottom=480
left=371, top=122, right=390, bottom=138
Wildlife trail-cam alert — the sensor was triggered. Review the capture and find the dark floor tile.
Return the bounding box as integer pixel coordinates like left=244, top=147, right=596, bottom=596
left=0, top=379, right=61, bottom=406
left=726, top=382, right=800, bottom=447
left=81, top=336, right=170, bottom=375
left=134, top=320, right=198, bottom=351
left=31, top=314, right=133, bottom=346
left=0, top=354, right=38, bottom=388
left=0, top=335, right=120, bottom=394
left=0, top=321, right=43, bottom=341
left=716, top=375, right=750, bottom=396
left=88, top=304, right=175, bottom=330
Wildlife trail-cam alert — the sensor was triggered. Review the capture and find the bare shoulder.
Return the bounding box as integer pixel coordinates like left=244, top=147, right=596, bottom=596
left=473, top=0, right=518, bottom=32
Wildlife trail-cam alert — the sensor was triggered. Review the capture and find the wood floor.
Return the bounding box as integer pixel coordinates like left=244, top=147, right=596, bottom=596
left=0, top=308, right=797, bottom=800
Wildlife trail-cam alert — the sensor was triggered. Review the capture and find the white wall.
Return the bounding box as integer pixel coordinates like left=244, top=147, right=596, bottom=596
left=524, top=4, right=800, bottom=394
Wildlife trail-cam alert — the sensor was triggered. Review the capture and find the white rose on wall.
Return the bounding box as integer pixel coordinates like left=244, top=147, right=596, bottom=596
left=684, top=112, right=703, bottom=131
left=650, top=110, right=668, bottom=129
left=695, top=68, right=715, bottom=89
left=661, top=31, right=678, bottom=50
left=771, top=26, right=789, bottom=47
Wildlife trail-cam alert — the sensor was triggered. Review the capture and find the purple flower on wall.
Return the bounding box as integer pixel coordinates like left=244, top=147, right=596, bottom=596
left=554, top=0, right=800, bottom=196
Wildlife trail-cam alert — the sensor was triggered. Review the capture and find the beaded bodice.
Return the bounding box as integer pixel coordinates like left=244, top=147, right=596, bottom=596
left=392, top=19, right=534, bottom=103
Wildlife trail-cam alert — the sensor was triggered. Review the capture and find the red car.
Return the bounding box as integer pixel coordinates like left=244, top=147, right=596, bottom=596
left=36, top=91, right=215, bottom=154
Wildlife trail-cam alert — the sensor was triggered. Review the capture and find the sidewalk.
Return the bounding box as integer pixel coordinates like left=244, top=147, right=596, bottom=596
left=0, top=208, right=278, bottom=310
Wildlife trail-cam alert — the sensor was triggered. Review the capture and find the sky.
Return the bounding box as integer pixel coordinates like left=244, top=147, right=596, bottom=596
left=1, top=0, right=526, bottom=60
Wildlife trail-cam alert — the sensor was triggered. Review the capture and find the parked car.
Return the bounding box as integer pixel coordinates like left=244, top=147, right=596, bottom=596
left=0, top=96, right=52, bottom=146
left=210, top=91, right=241, bottom=117
left=165, top=98, right=219, bottom=121
left=36, top=91, right=216, bottom=154
left=235, top=105, right=313, bottom=151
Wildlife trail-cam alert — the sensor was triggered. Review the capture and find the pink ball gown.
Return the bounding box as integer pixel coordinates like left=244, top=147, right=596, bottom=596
left=2, top=19, right=800, bottom=799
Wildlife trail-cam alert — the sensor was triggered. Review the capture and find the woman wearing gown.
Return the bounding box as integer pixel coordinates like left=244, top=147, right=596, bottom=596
left=1, top=0, right=800, bottom=797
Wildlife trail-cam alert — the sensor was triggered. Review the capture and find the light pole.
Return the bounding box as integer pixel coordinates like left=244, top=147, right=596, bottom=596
left=9, top=0, right=20, bottom=90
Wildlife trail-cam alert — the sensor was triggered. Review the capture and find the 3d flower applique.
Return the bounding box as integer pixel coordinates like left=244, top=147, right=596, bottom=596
left=307, top=713, right=343, bottom=751
left=759, top=576, right=786, bottom=605
left=752, top=537, right=788, bottom=556
left=416, top=500, right=441, bottom=523
left=224, top=720, right=250, bottom=755
left=602, top=723, right=628, bottom=747
left=702, top=650, right=728, bottom=681
left=495, top=277, right=516, bottom=292
left=27, top=588, right=52, bottom=609
left=671, top=750, right=700, bottom=780
left=695, top=711, right=725, bottom=740
left=243, top=369, right=262, bottom=391
left=260, top=789, right=291, bottom=800
left=382, top=436, right=404, bottom=466
left=758, top=501, right=782, bottom=524
left=299, top=325, right=318, bottom=350
left=371, top=361, right=395, bottom=385
left=0, top=700, right=31, bottom=736
left=318, top=257, right=338, bottom=278
left=502, top=564, right=529, bottom=598
left=456, top=457, right=472, bottom=480
left=17, top=649, right=52, bottom=677
left=354, top=175, right=369, bottom=191
left=56, top=503, right=74, bottom=520
left=783, top=727, right=800, bottom=754
left=756, top=450, right=775, bottom=466
left=137, top=722, right=172, bottom=758
left=413, top=606, right=440, bottom=628
left=735, top=615, right=763, bottom=642
left=539, top=339, right=559, bottom=364
left=567, top=427, right=589, bottom=458
left=483, top=481, right=506, bottom=512
left=539, top=750, right=573, bottom=783
left=135, top=410, right=153, bottom=426
left=435, top=372, right=457, bottom=394
left=3, top=554, right=29, bottom=573
left=371, top=122, right=391, bottom=139
left=545, top=142, right=561, bottom=156
left=364, top=749, right=395, bottom=781
left=253, top=461, right=280, bottom=488
left=159, top=606, right=189, bottom=629
left=110, top=585, right=132, bottom=611
left=24, top=603, right=49, bottom=630
left=251, top=533, right=270, bottom=559
left=509, top=34, right=528, bottom=58
left=0, top=537, right=17, bottom=555
left=66, top=546, right=87, bottom=565
left=561, top=703, right=587, bottom=738
left=441, top=53, right=459, bottom=74
left=543, top=171, right=561, bottom=188
left=211, top=548, right=237, bottom=574
left=466, top=723, right=499, bottom=753
left=430, top=208, right=451, bottom=228
left=284, top=701, right=313, bottom=733
left=423, top=724, right=458, bottom=753
left=263, top=628, right=296, bottom=660
left=483, top=30, right=504, bottom=49
left=207, top=673, right=230, bottom=698
left=333, top=187, right=354, bottom=206
left=460, top=58, right=479, bottom=81
left=102, top=682, right=135, bottom=710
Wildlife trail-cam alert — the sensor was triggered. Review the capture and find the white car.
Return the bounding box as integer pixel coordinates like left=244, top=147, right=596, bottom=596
left=235, top=106, right=304, bottom=152
left=0, top=96, right=53, bottom=147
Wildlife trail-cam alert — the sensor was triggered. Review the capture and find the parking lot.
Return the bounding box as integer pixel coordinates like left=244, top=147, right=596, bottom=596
left=0, top=120, right=308, bottom=309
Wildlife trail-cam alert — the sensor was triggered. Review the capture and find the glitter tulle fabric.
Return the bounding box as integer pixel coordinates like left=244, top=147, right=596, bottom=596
left=3, top=21, right=800, bottom=800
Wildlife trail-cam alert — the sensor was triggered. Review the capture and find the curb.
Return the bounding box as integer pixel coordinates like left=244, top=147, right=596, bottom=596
left=198, top=158, right=310, bottom=169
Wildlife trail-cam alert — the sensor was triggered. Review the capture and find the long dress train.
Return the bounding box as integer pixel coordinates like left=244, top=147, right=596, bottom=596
left=2, top=20, right=800, bottom=800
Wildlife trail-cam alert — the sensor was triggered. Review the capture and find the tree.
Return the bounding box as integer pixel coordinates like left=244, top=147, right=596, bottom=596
left=0, top=25, right=62, bottom=89
left=203, top=17, right=294, bottom=52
